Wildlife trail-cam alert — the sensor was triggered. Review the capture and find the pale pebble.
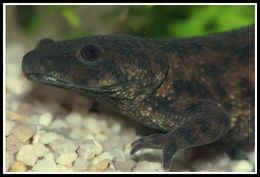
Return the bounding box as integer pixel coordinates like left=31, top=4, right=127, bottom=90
left=56, top=165, right=73, bottom=172
left=95, top=133, right=107, bottom=141
left=38, top=113, right=53, bottom=126
left=108, top=162, right=116, bottom=170
left=90, top=159, right=110, bottom=172
left=16, top=144, right=38, bottom=166
left=32, top=155, right=58, bottom=172
left=32, top=142, right=50, bottom=157
left=231, top=160, right=254, bottom=172
left=71, top=129, right=89, bottom=138
left=6, top=153, right=14, bottom=171
left=111, top=148, right=126, bottom=162
left=6, top=120, right=16, bottom=136
left=69, top=128, right=91, bottom=140
left=39, top=132, right=61, bottom=144
left=247, top=150, right=255, bottom=165
left=45, top=152, right=55, bottom=160
left=85, top=134, right=95, bottom=140
left=49, top=119, right=68, bottom=129
left=68, top=129, right=82, bottom=140
left=49, top=139, right=77, bottom=153
left=114, top=160, right=136, bottom=172
left=6, top=77, right=27, bottom=95
left=37, top=152, right=73, bottom=172
left=94, top=140, right=103, bottom=155
left=123, top=144, right=132, bottom=160
left=213, top=154, right=230, bottom=170
left=6, top=135, right=24, bottom=154
left=73, top=157, right=92, bottom=171
left=65, top=112, right=83, bottom=128
left=9, top=161, right=27, bottom=172
left=56, top=152, right=78, bottom=165
left=133, top=161, right=162, bottom=172
left=12, top=123, right=36, bottom=143
left=83, top=114, right=106, bottom=134
left=32, top=131, right=41, bottom=144
left=93, top=152, right=115, bottom=165
left=7, top=111, right=29, bottom=122
left=77, top=139, right=96, bottom=160
left=111, top=122, right=122, bottom=134
left=101, top=134, right=123, bottom=152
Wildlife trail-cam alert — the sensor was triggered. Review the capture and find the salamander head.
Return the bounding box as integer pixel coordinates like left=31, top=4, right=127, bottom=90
left=22, top=35, right=168, bottom=105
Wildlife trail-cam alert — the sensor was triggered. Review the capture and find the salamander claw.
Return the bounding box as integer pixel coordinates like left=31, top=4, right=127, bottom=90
left=130, top=133, right=165, bottom=155
left=162, top=141, right=178, bottom=170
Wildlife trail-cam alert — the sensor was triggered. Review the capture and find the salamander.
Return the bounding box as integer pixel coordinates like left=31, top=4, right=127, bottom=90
left=22, top=25, right=255, bottom=171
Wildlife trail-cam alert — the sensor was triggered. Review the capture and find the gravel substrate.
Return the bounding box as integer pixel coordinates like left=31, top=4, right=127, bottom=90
left=5, top=43, right=255, bottom=173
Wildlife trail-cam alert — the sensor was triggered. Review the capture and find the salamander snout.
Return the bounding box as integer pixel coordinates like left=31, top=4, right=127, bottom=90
left=22, top=51, right=35, bottom=76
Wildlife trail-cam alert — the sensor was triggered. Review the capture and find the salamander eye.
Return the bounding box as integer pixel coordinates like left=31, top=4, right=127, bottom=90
left=77, top=44, right=102, bottom=63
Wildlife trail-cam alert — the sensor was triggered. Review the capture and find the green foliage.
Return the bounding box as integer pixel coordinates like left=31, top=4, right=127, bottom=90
left=60, top=7, right=81, bottom=28
left=15, top=6, right=42, bottom=34
left=123, top=5, right=255, bottom=37
left=169, top=5, right=255, bottom=37
left=17, top=5, right=255, bottom=38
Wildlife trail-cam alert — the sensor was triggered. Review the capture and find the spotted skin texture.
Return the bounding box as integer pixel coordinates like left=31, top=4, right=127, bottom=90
left=22, top=26, right=255, bottom=171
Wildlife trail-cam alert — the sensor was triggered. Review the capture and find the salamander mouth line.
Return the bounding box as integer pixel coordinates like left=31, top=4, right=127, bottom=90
left=26, top=73, right=130, bottom=93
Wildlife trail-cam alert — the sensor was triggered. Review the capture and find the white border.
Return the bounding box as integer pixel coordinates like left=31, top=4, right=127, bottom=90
left=3, top=3, right=257, bottom=174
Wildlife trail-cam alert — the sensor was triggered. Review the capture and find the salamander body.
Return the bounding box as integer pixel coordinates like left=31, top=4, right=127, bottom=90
left=22, top=26, right=255, bottom=170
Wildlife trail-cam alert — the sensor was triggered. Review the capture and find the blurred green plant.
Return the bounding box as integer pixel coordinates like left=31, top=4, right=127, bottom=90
left=16, top=6, right=42, bottom=34
left=123, top=5, right=255, bottom=37
left=16, top=6, right=87, bottom=39
left=169, top=5, right=255, bottom=37
left=16, top=5, right=255, bottom=38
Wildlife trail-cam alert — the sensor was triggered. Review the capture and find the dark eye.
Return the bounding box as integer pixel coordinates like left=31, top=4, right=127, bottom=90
left=78, top=44, right=102, bottom=63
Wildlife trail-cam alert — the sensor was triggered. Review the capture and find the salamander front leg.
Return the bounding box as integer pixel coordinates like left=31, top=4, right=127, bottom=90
left=131, top=100, right=231, bottom=170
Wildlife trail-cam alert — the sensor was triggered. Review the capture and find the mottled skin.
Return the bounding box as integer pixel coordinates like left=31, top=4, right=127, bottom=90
left=22, top=26, right=255, bottom=170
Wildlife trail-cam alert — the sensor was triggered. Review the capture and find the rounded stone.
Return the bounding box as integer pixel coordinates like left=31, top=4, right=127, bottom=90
left=49, top=119, right=68, bottom=129
left=77, top=139, right=96, bottom=160
left=31, top=142, right=50, bottom=157
left=16, top=144, right=38, bottom=166
left=73, top=157, right=92, bottom=171
left=6, top=120, right=16, bottom=136
left=56, top=152, right=78, bottom=165
left=6, top=135, right=24, bottom=154
left=39, top=132, right=61, bottom=144
left=90, top=159, right=110, bottom=172
left=231, top=160, right=254, bottom=172
left=82, top=114, right=107, bottom=134
left=6, top=153, right=14, bottom=171
left=133, top=161, right=162, bottom=172
left=9, top=161, right=27, bottom=172
left=12, top=123, right=36, bottom=143
left=49, top=139, right=77, bottom=153
left=65, top=112, right=83, bottom=128
left=114, top=160, right=136, bottom=171
left=93, top=152, right=115, bottom=165
left=38, top=113, right=53, bottom=126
